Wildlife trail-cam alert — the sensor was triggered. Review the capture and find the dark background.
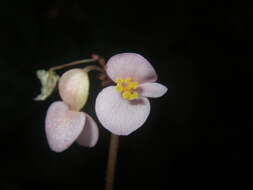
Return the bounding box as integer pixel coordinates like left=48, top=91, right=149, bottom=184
left=0, top=0, right=251, bottom=189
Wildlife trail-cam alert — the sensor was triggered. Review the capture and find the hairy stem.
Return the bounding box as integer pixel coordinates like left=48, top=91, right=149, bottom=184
left=105, top=134, right=119, bottom=190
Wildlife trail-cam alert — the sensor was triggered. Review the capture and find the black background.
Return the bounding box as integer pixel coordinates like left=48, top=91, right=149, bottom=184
left=0, top=0, right=251, bottom=189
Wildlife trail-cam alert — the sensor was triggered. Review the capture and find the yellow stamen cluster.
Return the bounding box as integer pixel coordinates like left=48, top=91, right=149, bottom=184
left=115, top=77, right=139, bottom=100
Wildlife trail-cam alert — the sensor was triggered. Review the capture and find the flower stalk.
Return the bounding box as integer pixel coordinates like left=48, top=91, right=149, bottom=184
left=105, top=134, right=119, bottom=190
left=49, top=58, right=98, bottom=72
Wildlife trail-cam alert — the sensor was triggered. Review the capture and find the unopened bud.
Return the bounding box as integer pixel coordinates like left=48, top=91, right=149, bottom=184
left=59, top=69, right=89, bottom=111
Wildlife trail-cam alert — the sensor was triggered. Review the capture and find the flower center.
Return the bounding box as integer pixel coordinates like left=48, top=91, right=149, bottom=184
left=115, top=77, right=139, bottom=100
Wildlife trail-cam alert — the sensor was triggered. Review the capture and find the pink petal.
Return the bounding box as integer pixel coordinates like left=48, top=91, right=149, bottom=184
left=76, top=114, right=99, bottom=147
left=106, top=53, right=157, bottom=84
left=45, top=101, right=86, bottom=152
left=95, top=86, right=150, bottom=135
left=139, top=83, right=168, bottom=98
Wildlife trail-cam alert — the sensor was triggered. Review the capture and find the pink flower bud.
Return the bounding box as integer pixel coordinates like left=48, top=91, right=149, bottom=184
left=59, top=69, right=89, bottom=111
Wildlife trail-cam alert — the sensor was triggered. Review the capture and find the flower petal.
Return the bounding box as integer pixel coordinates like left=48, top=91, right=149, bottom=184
left=139, top=83, right=168, bottom=98
left=76, top=114, right=99, bottom=147
left=95, top=86, right=150, bottom=135
left=45, top=101, right=86, bottom=152
left=106, top=53, right=157, bottom=84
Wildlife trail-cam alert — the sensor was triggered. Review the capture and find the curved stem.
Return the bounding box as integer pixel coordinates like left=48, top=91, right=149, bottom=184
left=49, top=58, right=98, bottom=72
left=105, top=134, right=119, bottom=190
left=83, top=65, right=103, bottom=73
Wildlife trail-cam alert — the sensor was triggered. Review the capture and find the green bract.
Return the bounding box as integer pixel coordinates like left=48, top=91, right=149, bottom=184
left=34, top=70, right=59, bottom=101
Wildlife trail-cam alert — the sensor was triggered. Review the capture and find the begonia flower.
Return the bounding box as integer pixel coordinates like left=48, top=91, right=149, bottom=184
left=45, top=69, right=98, bottom=152
left=95, top=53, right=167, bottom=135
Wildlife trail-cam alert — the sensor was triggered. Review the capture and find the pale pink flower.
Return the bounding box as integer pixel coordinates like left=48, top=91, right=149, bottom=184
left=45, top=69, right=98, bottom=152
left=95, top=53, right=167, bottom=135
